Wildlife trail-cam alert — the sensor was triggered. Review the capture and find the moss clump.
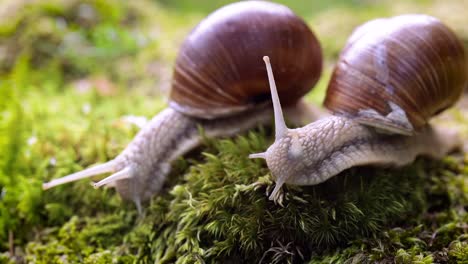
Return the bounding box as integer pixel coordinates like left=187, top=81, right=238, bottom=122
left=308, top=156, right=468, bottom=264
left=23, top=130, right=468, bottom=263
left=1, top=0, right=468, bottom=263
left=25, top=213, right=137, bottom=264
left=126, top=131, right=456, bottom=263
left=448, top=240, right=468, bottom=264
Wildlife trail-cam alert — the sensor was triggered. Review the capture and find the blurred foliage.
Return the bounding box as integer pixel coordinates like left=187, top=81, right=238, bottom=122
left=0, top=0, right=138, bottom=74
left=0, top=0, right=467, bottom=263
left=156, top=0, right=362, bottom=16
left=0, top=0, right=175, bottom=96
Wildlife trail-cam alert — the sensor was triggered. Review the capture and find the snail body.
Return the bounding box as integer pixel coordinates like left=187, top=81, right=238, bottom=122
left=42, top=1, right=323, bottom=211
left=252, top=15, right=466, bottom=201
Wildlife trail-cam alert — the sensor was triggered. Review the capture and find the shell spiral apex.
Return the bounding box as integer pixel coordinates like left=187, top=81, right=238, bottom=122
left=324, top=14, right=467, bottom=134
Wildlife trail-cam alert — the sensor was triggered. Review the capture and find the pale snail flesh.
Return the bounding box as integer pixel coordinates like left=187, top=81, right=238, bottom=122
left=251, top=14, right=467, bottom=201
left=41, top=1, right=323, bottom=212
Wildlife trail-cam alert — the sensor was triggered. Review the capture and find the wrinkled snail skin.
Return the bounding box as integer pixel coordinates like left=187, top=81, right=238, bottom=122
left=113, top=102, right=319, bottom=205
left=42, top=0, right=324, bottom=210
left=113, top=105, right=275, bottom=210
left=261, top=116, right=460, bottom=201
left=253, top=14, right=467, bottom=201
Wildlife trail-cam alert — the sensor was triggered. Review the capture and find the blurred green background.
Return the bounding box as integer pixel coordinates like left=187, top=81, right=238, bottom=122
left=0, top=0, right=467, bottom=263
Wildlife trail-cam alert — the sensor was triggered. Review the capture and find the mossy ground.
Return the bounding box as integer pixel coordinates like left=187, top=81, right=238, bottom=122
left=0, top=0, right=467, bottom=263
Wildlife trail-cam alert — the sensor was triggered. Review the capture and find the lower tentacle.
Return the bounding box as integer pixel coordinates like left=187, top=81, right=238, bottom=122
left=42, top=160, right=118, bottom=190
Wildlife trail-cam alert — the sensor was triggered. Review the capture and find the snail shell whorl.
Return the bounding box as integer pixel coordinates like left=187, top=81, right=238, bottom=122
left=324, top=14, right=467, bottom=132
left=170, top=0, right=322, bottom=119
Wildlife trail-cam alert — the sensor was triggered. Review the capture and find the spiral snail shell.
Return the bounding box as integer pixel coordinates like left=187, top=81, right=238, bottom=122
left=42, top=1, right=323, bottom=211
left=324, top=14, right=466, bottom=134
left=251, top=14, right=466, bottom=201
left=170, top=0, right=322, bottom=119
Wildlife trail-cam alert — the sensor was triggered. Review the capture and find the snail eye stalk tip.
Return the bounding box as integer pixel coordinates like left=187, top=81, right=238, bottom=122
left=263, top=55, right=288, bottom=141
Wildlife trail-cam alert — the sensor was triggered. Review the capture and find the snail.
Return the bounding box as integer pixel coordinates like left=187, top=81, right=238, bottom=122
left=250, top=14, right=467, bottom=201
left=42, top=1, right=323, bottom=212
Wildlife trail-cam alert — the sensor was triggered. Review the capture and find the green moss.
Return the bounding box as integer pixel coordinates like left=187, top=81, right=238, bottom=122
left=307, top=156, right=468, bottom=263
left=129, top=132, right=468, bottom=263
left=20, top=130, right=468, bottom=263
left=449, top=240, right=468, bottom=264
left=1, top=0, right=468, bottom=263
left=26, top=213, right=137, bottom=263
left=0, top=0, right=165, bottom=83
left=0, top=44, right=162, bottom=253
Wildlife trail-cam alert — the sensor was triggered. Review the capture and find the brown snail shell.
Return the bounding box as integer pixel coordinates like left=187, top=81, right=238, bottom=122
left=169, top=0, right=322, bottom=119
left=324, top=14, right=467, bottom=135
